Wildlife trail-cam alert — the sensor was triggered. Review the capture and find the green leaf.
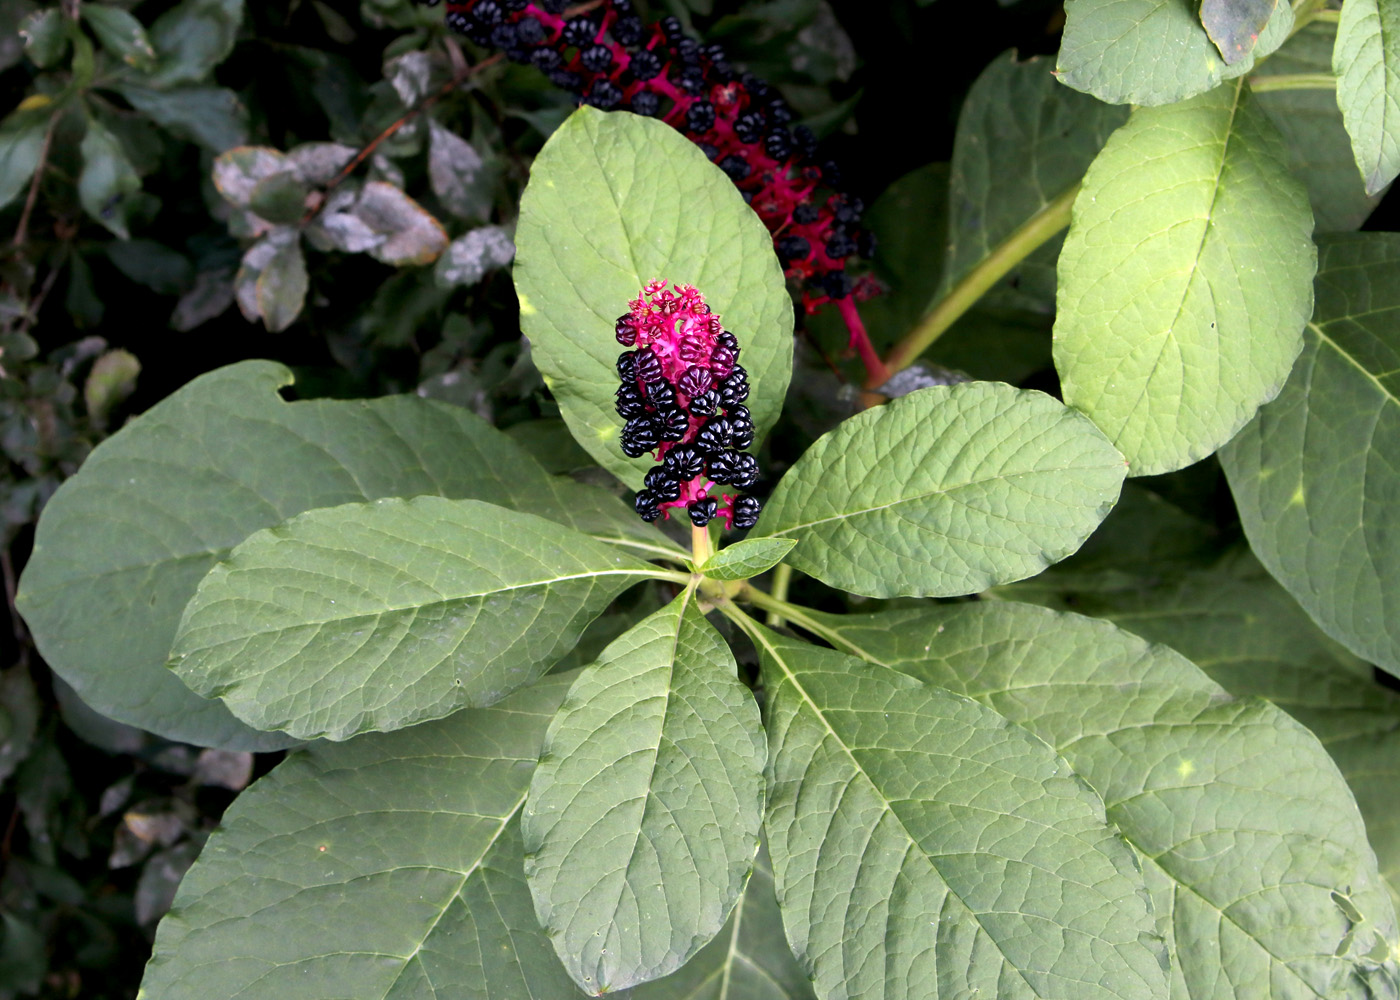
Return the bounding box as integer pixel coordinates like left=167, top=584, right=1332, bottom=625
left=428, top=118, right=496, bottom=222
left=755, top=381, right=1126, bottom=598
left=1255, top=22, right=1381, bottom=231
left=171, top=497, right=659, bottom=740
left=354, top=180, right=449, bottom=265
left=212, top=145, right=286, bottom=209
left=17, top=361, right=675, bottom=750
left=434, top=225, right=516, bottom=288
left=1054, top=81, right=1317, bottom=476
left=1199, top=0, right=1277, bottom=64
left=81, top=4, right=156, bottom=71
left=0, top=111, right=48, bottom=210
left=116, top=85, right=248, bottom=152
left=84, top=348, right=141, bottom=429
left=942, top=52, right=1127, bottom=315
left=144, top=0, right=243, bottom=88
left=515, top=107, right=793, bottom=486
left=700, top=536, right=797, bottom=581
left=78, top=117, right=141, bottom=239
left=817, top=600, right=1400, bottom=999
left=234, top=231, right=307, bottom=332
left=752, top=624, right=1167, bottom=1000
left=1220, top=232, right=1400, bottom=677
left=248, top=170, right=309, bottom=225
left=20, top=8, right=67, bottom=68
left=0, top=667, right=40, bottom=787
left=1057, top=0, right=1292, bottom=105
left=523, top=591, right=765, bottom=993
left=1333, top=0, right=1400, bottom=194
left=137, top=676, right=584, bottom=1000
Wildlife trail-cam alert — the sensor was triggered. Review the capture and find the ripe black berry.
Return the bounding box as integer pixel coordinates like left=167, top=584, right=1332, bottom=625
left=659, top=15, right=684, bottom=40
left=490, top=23, right=519, bottom=49
left=628, top=48, right=662, bottom=81
left=697, top=416, right=734, bottom=452
left=642, top=379, right=676, bottom=409
left=734, top=112, right=765, bottom=144
left=664, top=445, right=706, bottom=480
left=656, top=406, right=690, bottom=441
left=629, top=90, right=661, bottom=117
left=617, top=351, right=637, bottom=381
left=675, top=66, right=706, bottom=95
left=732, top=494, right=762, bottom=529
left=515, top=16, right=546, bottom=45
left=727, top=405, right=754, bottom=447
left=644, top=467, right=682, bottom=501
left=709, top=450, right=759, bottom=488
left=764, top=129, right=793, bottom=160
left=688, top=496, right=719, bottom=527
left=549, top=69, right=584, bottom=92
left=586, top=79, right=623, bottom=109
left=561, top=16, right=598, bottom=47
left=686, top=100, right=716, bottom=134
left=621, top=416, right=660, bottom=457
left=793, top=202, right=819, bottom=224
left=710, top=344, right=737, bottom=375
left=634, top=347, right=663, bottom=383
left=715, top=331, right=738, bottom=352
left=612, top=14, right=644, bottom=45
left=825, top=232, right=857, bottom=260
left=689, top=388, right=720, bottom=416
left=531, top=47, right=563, bottom=71
left=615, top=385, right=646, bottom=419
left=444, top=11, right=471, bottom=33
left=472, top=1, right=503, bottom=25
left=821, top=270, right=852, bottom=299
left=776, top=235, right=810, bottom=262
left=719, top=155, right=750, bottom=182
left=581, top=44, right=614, bottom=73
left=616, top=314, right=638, bottom=345
left=834, top=196, right=863, bottom=225
left=635, top=489, right=662, bottom=521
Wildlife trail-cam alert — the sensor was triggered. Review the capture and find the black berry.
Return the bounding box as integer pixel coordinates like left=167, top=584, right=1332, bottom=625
left=629, top=90, right=661, bottom=116
left=634, top=489, right=662, bottom=521
left=664, top=445, right=706, bottom=480
left=686, top=100, right=716, bottom=134
left=615, top=385, right=646, bottom=419
left=581, top=43, right=614, bottom=73
left=677, top=366, right=714, bottom=397
left=732, top=494, right=762, bottom=529
left=628, top=48, right=663, bottom=81
left=621, top=416, right=660, bottom=457
left=688, top=496, right=719, bottom=526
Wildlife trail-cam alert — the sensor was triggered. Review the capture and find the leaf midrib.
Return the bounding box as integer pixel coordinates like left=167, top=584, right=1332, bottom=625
left=1311, top=321, right=1400, bottom=406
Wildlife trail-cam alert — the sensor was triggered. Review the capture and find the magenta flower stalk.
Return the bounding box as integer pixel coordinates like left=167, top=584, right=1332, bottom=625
left=426, top=0, right=886, bottom=381
left=614, top=280, right=763, bottom=530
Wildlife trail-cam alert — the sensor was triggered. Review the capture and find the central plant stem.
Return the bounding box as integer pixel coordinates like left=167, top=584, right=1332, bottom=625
left=692, top=524, right=714, bottom=567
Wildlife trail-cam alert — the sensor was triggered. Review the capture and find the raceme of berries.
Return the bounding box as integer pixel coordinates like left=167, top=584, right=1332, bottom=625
left=428, top=0, right=875, bottom=314
left=614, top=281, right=763, bottom=531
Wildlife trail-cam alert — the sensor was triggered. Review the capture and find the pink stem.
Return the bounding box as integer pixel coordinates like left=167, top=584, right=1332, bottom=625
left=837, top=297, right=888, bottom=388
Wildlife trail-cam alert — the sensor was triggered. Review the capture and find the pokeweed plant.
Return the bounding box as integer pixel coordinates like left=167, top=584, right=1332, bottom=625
left=12, top=4, right=1400, bottom=998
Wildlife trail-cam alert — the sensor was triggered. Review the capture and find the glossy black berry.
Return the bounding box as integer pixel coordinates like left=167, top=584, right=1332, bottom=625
left=689, top=388, right=720, bottom=417
left=711, top=344, right=737, bottom=374
left=530, top=47, right=562, bottom=71
left=549, top=69, right=584, bottom=92
left=686, top=100, right=716, bottom=134
left=719, top=155, right=750, bottom=182
left=472, top=0, right=504, bottom=25
left=776, top=235, right=810, bottom=262
left=664, top=445, right=706, bottom=480
left=675, top=66, right=706, bottom=95
left=621, top=416, right=660, bottom=457
left=710, top=450, right=759, bottom=488
left=821, top=270, right=852, bottom=299
left=581, top=43, right=614, bottom=73
left=617, top=351, right=637, bottom=381
left=586, top=79, right=623, bottom=109
left=644, top=467, right=682, bottom=502
left=444, top=11, right=471, bottom=33
left=734, top=112, right=765, bottom=144
left=764, top=129, right=793, bottom=161
left=612, top=14, right=644, bottom=45
left=629, top=90, right=661, bottom=116
left=502, top=0, right=528, bottom=10
left=793, top=125, right=817, bottom=157
left=515, top=16, right=546, bottom=45
left=732, top=494, right=762, bottom=529
left=677, top=366, right=714, bottom=397
left=698, top=142, right=719, bottom=161
left=656, top=406, right=690, bottom=441
left=489, top=23, right=519, bottom=49
left=714, top=331, right=739, bottom=353
left=561, top=16, right=598, bottom=47
left=659, top=15, right=684, bottom=40
left=616, top=313, right=638, bottom=346
left=727, top=407, right=754, bottom=448
left=834, top=196, right=864, bottom=225
left=615, top=385, right=646, bottom=419
left=634, top=347, right=663, bottom=383
left=642, top=379, right=676, bottom=409
left=628, top=48, right=662, bottom=81
left=634, top=489, right=662, bottom=521
left=825, top=231, right=857, bottom=260
left=697, top=416, right=734, bottom=452
left=688, top=496, right=719, bottom=527
left=793, top=202, right=819, bottom=224
left=767, top=102, right=793, bottom=126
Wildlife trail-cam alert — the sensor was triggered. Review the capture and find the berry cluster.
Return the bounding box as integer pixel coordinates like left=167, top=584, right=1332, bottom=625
left=614, top=281, right=763, bottom=530
left=428, top=0, right=874, bottom=312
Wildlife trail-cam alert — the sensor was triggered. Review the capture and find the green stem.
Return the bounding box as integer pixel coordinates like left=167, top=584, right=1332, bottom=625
left=877, top=182, right=1080, bottom=383
left=1249, top=72, right=1336, bottom=92
left=647, top=567, right=697, bottom=586
left=766, top=563, right=793, bottom=628
left=736, top=585, right=867, bottom=658
left=691, top=524, right=713, bottom=568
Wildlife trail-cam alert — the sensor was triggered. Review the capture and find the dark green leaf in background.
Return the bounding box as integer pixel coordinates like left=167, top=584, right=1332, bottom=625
left=143, top=0, right=244, bottom=88
left=81, top=4, right=156, bottom=71
left=754, top=624, right=1167, bottom=1000
left=234, top=231, right=307, bottom=332
left=1333, top=0, right=1400, bottom=195
left=20, top=8, right=68, bottom=69
left=0, top=668, right=40, bottom=788
left=819, top=601, right=1400, bottom=999
left=118, top=85, right=249, bottom=153
left=1056, top=0, right=1292, bottom=105
left=515, top=107, right=793, bottom=486
left=942, top=52, right=1127, bottom=314
left=17, top=362, right=676, bottom=750
left=1221, top=232, right=1400, bottom=678
left=1255, top=22, right=1382, bottom=231
left=1055, top=81, right=1317, bottom=475
left=171, top=498, right=659, bottom=741
left=757, top=382, right=1126, bottom=597
left=0, top=110, right=48, bottom=210
left=78, top=117, right=141, bottom=240
left=429, top=119, right=496, bottom=222
left=524, top=592, right=766, bottom=994
left=1199, top=0, right=1277, bottom=64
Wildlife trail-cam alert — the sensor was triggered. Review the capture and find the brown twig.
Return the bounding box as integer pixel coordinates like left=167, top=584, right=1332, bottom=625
left=309, top=52, right=505, bottom=221
left=12, top=114, right=57, bottom=249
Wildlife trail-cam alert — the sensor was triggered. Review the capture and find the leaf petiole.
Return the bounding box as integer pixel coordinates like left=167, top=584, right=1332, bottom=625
left=1249, top=72, right=1336, bottom=92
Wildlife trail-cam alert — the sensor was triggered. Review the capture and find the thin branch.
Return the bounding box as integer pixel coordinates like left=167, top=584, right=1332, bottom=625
left=1249, top=72, right=1336, bottom=92
left=12, top=114, right=57, bottom=249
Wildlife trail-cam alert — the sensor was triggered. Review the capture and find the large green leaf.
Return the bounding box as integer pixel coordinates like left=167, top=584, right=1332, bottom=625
left=1334, top=0, right=1400, bottom=195
left=752, top=624, right=1168, bottom=1000
left=78, top=117, right=141, bottom=240
left=17, top=361, right=676, bottom=750
left=1200, top=0, right=1277, bottom=64
left=817, top=600, right=1400, bottom=1000
left=755, top=381, right=1126, bottom=598
left=514, top=107, right=793, bottom=486
left=942, top=52, right=1127, bottom=314
left=1255, top=23, right=1382, bottom=231
left=1001, top=552, right=1400, bottom=910
left=1220, top=232, right=1400, bottom=677
left=1056, top=0, right=1292, bottom=105
left=139, top=673, right=808, bottom=1000
left=0, top=110, right=47, bottom=210
left=1054, top=81, right=1317, bottom=475
left=137, top=676, right=581, bottom=1000
left=171, top=497, right=661, bottom=741
left=523, top=591, right=766, bottom=994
